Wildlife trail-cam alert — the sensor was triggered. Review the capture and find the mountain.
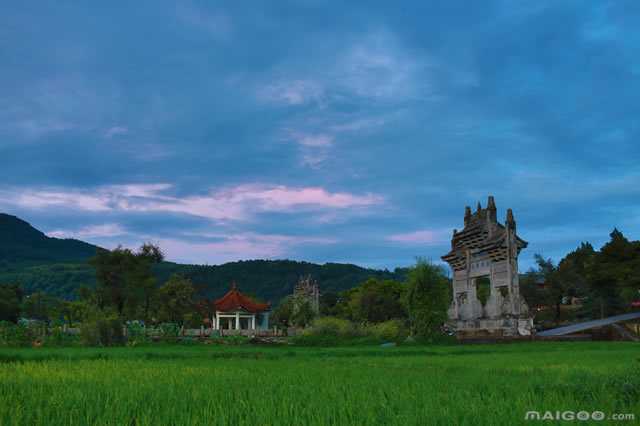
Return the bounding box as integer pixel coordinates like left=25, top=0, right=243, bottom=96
left=0, top=213, right=407, bottom=302
left=0, top=213, right=100, bottom=265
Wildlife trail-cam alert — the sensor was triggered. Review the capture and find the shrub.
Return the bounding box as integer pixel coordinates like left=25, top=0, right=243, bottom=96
left=304, top=316, right=358, bottom=338
left=0, top=321, right=29, bottom=347
left=80, top=315, right=125, bottom=347
left=126, top=321, right=150, bottom=346
left=158, top=322, right=180, bottom=338
left=43, top=326, right=80, bottom=347
left=366, top=320, right=408, bottom=343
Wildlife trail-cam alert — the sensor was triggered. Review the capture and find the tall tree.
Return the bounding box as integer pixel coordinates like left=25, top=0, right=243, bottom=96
left=346, top=278, right=407, bottom=323
left=156, top=274, right=195, bottom=325
left=588, top=229, right=638, bottom=317
left=406, top=260, right=449, bottom=341
left=90, top=243, right=163, bottom=319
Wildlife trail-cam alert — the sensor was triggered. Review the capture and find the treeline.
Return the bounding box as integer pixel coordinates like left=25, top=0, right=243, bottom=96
left=0, top=245, right=202, bottom=328
left=0, top=259, right=407, bottom=302
left=520, top=229, right=640, bottom=324
left=270, top=260, right=451, bottom=343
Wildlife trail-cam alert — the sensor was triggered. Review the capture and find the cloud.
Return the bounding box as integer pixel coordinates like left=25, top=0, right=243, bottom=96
left=154, top=232, right=337, bottom=265
left=387, top=229, right=450, bottom=245
left=333, top=30, right=430, bottom=102
left=0, top=183, right=384, bottom=222
left=104, top=126, right=128, bottom=138
left=258, top=79, right=324, bottom=106
left=47, top=223, right=126, bottom=239
left=293, top=133, right=334, bottom=147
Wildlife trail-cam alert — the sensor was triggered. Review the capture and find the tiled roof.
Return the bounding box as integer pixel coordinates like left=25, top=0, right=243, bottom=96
left=213, top=283, right=270, bottom=313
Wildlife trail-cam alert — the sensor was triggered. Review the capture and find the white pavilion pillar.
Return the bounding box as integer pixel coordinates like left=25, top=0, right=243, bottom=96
left=235, top=312, right=240, bottom=330
left=215, top=314, right=220, bottom=330
left=251, top=315, right=256, bottom=330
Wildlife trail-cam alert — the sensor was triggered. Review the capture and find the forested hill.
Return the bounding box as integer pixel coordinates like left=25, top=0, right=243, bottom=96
left=0, top=213, right=407, bottom=302
left=155, top=260, right=408, bottom=303
left=0, top=213, right=100, bottom=265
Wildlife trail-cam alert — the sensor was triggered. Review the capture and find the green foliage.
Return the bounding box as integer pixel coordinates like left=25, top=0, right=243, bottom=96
left=20, top=291, right=64, bottom=322
left=366, top=319, right=408, bottom=343
left=209, top=335, right=251, bottom=345
left=0, top=284, right=22, bottom=323
left=406, top=260, right=449, bottom=341
left=291, top=300, right=316, bottom=328
left=156, top=275, right=195, bottom=325
left=158, top=322, right=180, bottom=338
left=304, top=316, right=358, bottom=337
left=522, top=230, right=640, bottom=323
left=271, top=296, right=294, bottom=329
left=79, top=309, right=125, bottom=347
left=343, top=278, right=407, bottom=323
left=0, top=321, right=29, bottom=347
left=91, top=243, right=163, bottom=319
left=125, top=321, right=150, bottom=346
left=43, top=326, right=80, bottom=347
left=475, top=277, right=491, bottom=306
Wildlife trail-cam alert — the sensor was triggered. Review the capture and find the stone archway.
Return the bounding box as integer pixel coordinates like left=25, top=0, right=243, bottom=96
left=442, top=196, right=534, bottom=339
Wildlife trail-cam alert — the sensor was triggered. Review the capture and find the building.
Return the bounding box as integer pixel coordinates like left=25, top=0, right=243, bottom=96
left=213, top=283, right=270, bottom=331
left=441, top=196, right=534, bottom=339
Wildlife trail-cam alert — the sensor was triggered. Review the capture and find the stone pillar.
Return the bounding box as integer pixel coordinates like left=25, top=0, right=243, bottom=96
left=235, top=312, right=240, bottom=330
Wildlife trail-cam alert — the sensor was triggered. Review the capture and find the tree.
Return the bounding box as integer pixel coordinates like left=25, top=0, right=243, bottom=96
left=406, top=260, right=449, bottom=341
left=587, top=229, right=639, bottom=317
left=346, top=278, right=406, bottom=323
left=0, top=284, right=22, bottom=323
left=90, top=243, right=164, bottom=319
left=271, top=296, right=294, bottom=329
left=272, top=298, right=292, bottom=328
left=20, top=292, right=64, bottom=322
left=291, top=300, right=315, bottom=328
left=532, top=254, right=563, bottom=323
left=319, top=291, right=339, bottom=316
left=156, top=274, right=195, bottom=325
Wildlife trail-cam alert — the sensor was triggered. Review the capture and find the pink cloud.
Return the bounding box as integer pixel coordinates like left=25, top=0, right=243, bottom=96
left=47, top=223, right=126, bottom=239
left=1, top=183, right=383, bottom=222
left=387, top=229, right=449, bottom=245
left=157, top=232, right=337, bottom=265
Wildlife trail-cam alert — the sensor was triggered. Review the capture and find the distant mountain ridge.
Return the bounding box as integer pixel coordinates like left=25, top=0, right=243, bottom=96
left=0, top=213, right=100, bottom=264
left=0, top=213, right=407, bottom=301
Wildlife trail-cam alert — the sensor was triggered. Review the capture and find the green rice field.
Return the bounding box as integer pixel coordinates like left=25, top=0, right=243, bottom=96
left=0, top=342, right=638, bottom=425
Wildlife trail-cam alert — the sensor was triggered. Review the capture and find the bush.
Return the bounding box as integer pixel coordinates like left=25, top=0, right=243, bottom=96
left=304, top=316, right=358, bottom=338
left=366, top=320, right=408, bottom=343
left=43, top=326, right=80, bottom=347
left=0, top=321, right=32, bottom=347
left=126, top=321, right=150, bottom=346
left=80, top=315, right=125, bottom=347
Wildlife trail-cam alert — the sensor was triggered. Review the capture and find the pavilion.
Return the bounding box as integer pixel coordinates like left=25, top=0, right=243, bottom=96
left=213, top=283, right=271, bottom=330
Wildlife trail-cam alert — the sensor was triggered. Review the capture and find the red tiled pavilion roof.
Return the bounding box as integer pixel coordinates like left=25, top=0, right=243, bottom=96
left=213, top=283, right=270, bottom=313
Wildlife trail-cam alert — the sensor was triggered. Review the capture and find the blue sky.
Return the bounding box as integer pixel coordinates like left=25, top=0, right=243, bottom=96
left=1, top=1, right=639, bottom=270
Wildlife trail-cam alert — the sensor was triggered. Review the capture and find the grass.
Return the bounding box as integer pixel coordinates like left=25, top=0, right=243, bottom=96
left=0, top=342, right=638, bottom=425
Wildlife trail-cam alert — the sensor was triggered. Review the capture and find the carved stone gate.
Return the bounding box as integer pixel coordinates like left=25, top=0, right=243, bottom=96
left=441, top=196, right=534, bottom=339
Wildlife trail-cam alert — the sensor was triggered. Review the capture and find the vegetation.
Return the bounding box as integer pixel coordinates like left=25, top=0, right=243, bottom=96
left=0, top=213, right=408, bottom=301
left=406, top=260, right=450, bottom=341
left=0, top=213, right=98, bottom=264
left=520, top=229, right=640, bottom=326
left=0, top=343, right=637, bottom=425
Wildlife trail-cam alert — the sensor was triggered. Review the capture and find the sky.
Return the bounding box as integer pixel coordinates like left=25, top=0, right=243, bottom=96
left=1, top=1, right=639, bottom=270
